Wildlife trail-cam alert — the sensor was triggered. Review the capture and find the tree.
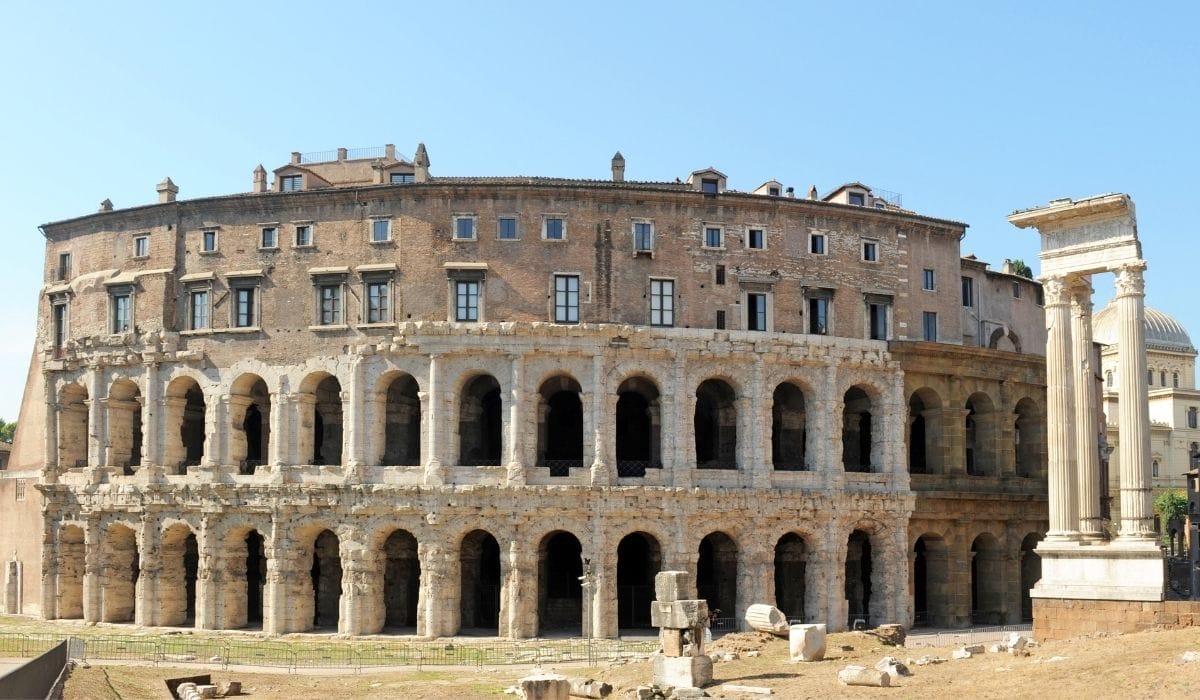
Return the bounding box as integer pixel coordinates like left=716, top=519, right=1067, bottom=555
left=0, top=419, right=14, bottom=443
left=1010, top=259, right=1033, bottom=278
left=1153, top=489, right=1188, bottom=543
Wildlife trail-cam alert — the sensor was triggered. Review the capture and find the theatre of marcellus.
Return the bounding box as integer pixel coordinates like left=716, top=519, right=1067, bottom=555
left=0, top=144, right=1059, bottom=638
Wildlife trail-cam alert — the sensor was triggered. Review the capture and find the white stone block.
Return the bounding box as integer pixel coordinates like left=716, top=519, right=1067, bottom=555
left=837, top=665, right=890, bottom=687
left=654, top=571, right=691, bottom=603
left=651, top=652, right=713, bottom=689
left=789, top=623, right=827, bottom=662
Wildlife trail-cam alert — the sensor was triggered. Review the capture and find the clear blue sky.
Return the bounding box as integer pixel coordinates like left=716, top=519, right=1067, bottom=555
left=1, top=2, right=1197, bottom=422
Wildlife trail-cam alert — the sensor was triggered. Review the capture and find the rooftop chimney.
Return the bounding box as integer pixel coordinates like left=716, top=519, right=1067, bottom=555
left=414, top=143, right=430, bottom=183
left=99, top=198, right=113, bottom=213
left=611, top=151, right=625, bottom=183
left=1002, top=258, right=1014, bottom=274
left=253, top=165, right=268, bottom=193
left=291, top=151, right=301, bottom=165
left=808, top=185, right=819, bottom=200
left=385, top=144, right=396, bottom=160
left=337, top=147, right=348, bottom=161
left=156, top=177, right=178, bottom=204
left=786, top=186, right=795, bottom=199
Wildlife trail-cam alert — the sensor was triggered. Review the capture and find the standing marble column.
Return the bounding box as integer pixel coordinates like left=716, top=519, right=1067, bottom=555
left=1114, top=263, right=1156, bottom=540
left=1043, top=276, right=1080, bottom=541
left=1070, top=279, right=1103, bottom=538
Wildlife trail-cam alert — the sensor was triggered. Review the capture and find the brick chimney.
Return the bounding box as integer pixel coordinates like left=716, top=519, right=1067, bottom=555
left=414, top=143, right=430, bottom=183
left=808, top=185, right=819, bottom=200
left=253, top=165, right=267, bottom=193
left=612, top=151, right=625, bottom=183
left=156, top=177, right=178, bottom=204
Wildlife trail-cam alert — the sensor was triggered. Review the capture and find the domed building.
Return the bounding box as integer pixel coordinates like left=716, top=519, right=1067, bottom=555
left=1096, top=301, right=1200, bottom=533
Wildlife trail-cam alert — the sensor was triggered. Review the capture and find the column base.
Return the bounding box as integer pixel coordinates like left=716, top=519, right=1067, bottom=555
left=1032, top=540, right=1164, bottom=602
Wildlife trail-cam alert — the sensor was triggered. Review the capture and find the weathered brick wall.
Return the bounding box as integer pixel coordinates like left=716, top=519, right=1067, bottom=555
left=1033, top=597, right=1200, bottom=640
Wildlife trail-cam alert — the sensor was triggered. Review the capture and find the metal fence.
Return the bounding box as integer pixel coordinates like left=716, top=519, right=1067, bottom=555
left=0, top=632, right=658, bottom=673
left=904, top=624, right=1032, bottom=648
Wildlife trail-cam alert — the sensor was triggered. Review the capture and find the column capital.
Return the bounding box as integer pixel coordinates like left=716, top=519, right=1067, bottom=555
left=1114, top=262, right=1147, bottom=297
left=1041, top=275, right=1073, bottom=306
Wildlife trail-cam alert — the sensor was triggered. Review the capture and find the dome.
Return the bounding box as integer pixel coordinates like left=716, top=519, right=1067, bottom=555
left=1093, top=301, right=1195, bottom=353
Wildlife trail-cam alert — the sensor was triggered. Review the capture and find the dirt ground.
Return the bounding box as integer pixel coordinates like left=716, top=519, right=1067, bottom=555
left=61, top=627, right=1200, bottom=699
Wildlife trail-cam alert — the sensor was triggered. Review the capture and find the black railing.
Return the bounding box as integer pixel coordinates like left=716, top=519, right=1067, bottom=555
left=773, top=460, right=807, bottom=471
left=460, top=457, right=502, bottom=467
left=710, top=616, right=737, bottom=632
left=696, top=461, right=737, bottom=471
left=239, top=460, right=262, bottom=476
left=616, top=460, right=661, bottom=478
left=542, top=459, right=583, bottom=477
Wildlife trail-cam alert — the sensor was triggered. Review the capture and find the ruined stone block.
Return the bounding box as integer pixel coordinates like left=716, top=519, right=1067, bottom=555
left=788, top=623, right=826, bottom=662
left=654, top=571, right=691, bottom=604
left=650, top=600, right=709, bottom=629
left=651, top=652, right=713, bottom=689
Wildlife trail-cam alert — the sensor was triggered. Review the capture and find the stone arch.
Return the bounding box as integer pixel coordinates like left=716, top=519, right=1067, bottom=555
left=774, top=532, right=810, bottom=622
left=305, top=528, right=343, bottom=630
left=379, top=371, right=421, bottom=466
left=695, top=379, right=737, bottom=469
left=459, top=374, right=502, bottom=466
left=965, top=392, right=998, bottom=476
left=164, top=376, right=205, bottom=473
left=907, top=387, right=943, bottom=474
left=617, top=531, right=662, bottom=630
left=1014, top=397, right=1044, bottom=478
left=1019, top=532, right=1043, bottom=622
left=381, top=528, right=421, bottom=630
left=970, top=533, right=1004, bottom=624
left=299, top=373, right=343, bottom=466
left=537, top=374, right=584, bottom=475
left=988, top=327, right=1021, bottom=352
left=537, top=530, right=583, bottom=634
left=107, top=379, right=142, bottom=471
left=57, top=383, right=89, bottom=469
left=615, top=375, right=661, bottom=476
left=220, top=525, right=267, bottom=629
left=771, top=382, right=807, bottom=470
left=697, top=531, right=738, bottom=629
left=842, top=385, right=878, bottom=472
left=911, top=533, right=951, bottom=627
left=459, top=529, right=501, bottom=632
left=100, top=522, right=139, bottom=623
left=230, top=374, right=271, bottom=473
left=54, top=524, right=85, bottom=619
left=159, top=522, right=199, bottom=626
left=844, top=529, right=874, bottom=627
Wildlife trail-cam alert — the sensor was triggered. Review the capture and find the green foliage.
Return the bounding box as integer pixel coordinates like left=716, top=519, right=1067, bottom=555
left=1010, top=259, right=1033, bottom=278
left=1154, top=490, right=1188, bottom=541
left=0, top=419, right=14, bottom=443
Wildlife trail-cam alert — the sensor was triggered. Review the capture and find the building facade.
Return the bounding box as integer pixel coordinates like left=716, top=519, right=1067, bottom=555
left=1, top=145, right=1048, bottom=635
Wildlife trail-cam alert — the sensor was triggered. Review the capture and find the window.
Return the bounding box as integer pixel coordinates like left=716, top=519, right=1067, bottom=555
left=281, top=174, right=303, bottom=192
left=14, top=480, right=24, bottom=501
left=553, top=274, right=580, bottom=323
left=498, top=217, right=518, bottom=240
left=862, top=239, right=879, bottom=262
left=1035, top=286, right=1045, bottom=306
left=371, top=219, right=391, bottom=243
left=1190, top=407, right=1198, bottom=429
left=57, top=253, right=71, bottom=280
left=715, top=309, right=726, bottom=330
left=189, top=290, right=209, bottom=330
left=704, top=227, right=723, bottom=248
left=650, top=279, right=674, bottom=327
left=715, top=265, right=726, bottom=286
left=202, top=230, right=218, bottom=252
left=923, top=269, right=936, bottom=291
left=1161, top=371, right=1167, bottom=387
left=1106, top=371, right=1113, bottom=388
left=848, top=192, right=866, bottom=206
left=746, top=228, right=764, bottom=250
left=633, top=221, right=653, bottom=252
left=962, top=277, right=975, bottom=307
left=768, top=187, right=780, bottom=196
left=364, top=279, right=391, bottom=323
left=234, top=287, right=256, bottom=328
left=295, top=224, right=313, bottom=247
left=390, top=172, right=414, bottom=184
left=923, top=311, right=938, bottom=341
left=319, top=284, right=342, bottom=325
left=52, top=301, right=67, bottom=351
left=808, top=297, right=829, bottom=335
left=747, top=293, right=768, bottom=331
left=868, top=299, right=890, bottom=340
left=701, top=178, right=719, bottom=194
left=111, top=292, right=131, bottom=333
left=543, top=217, right=565, bottom=241
left=260, top=227, right=278, bottom=249
left=455, top=280, right=480, bottom=321
left=1153, top=460, right=1159, bottom=478
left=1148, top=370, right=1154, bottom=385
left=454, top=215, right=476, bottom=240
left=810, top=233, right=826, bottom=255
left=1174, top=372, right=1180, bottom=388
left=134, top=236, right=149, bottom=258
left=1012, top=281, right=1021, bottom=298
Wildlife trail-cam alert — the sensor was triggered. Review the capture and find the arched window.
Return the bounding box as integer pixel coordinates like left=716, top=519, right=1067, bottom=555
left=1152, top=460, right=1159, bottom=478
left=1160, top=371, right=1167, bottom=387
left=1147, top=369, right=1154, bottom=385
left=1174, top=372, right=1180, bottom=388
left=1106, top=371, right=1113, bottom=388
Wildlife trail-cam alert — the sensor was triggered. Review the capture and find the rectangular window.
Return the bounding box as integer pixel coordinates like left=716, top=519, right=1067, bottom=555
left=498, top=217, right=518, bottom=240
left=454, top=216, right=476, bottom=240
left=810, top=234, right=826, bottom=255
left=715, top=265, right=726, bottom=286
left=862, top=240, right=878, bottom=262
left=366, top=281, right=391, bottom=323
left=456, top=280, right=479, bottom=321
left=922, top=269, right=936, bottom=291
left=962, top=277, right=975, bottom=307
left=704, top=227, right=723, bottom=248
left=1189, top=407, right=1198, bottom=429
left=747, top=293, right=767, bottom=331
left=1012, top=281, right=1021, bottom=298
left=634, top=221, right=653, bottom=251
left=52, top=303, right=67, bottom=350
left=202, top=230, right=217, bottom=252
left=371, top=219, right=391, bottom=242
left=281, top=174, right=302, bottom=192
left=57, top=253, right=71, bottom=280
left=14, top=480, right=24, bottom=501
left=134, top=236, right=149, bottom=258
left=747, top=228, right=764, bottom=249
left=189, top=290, right=209, bottom=330
left=650, top=279, right=674, bottom=327
left=554, top=274, right=580, bottom=323
left=319, top=284, right=342, bottom=325
left=1035, top=286, right=1045, bottom=306
left=235, top=288, right=256, bottom=327
left=808, top=297, right=828, bottom=335
left=923, top=311, right=938, bottom=341
left=848, top=192, right=866, bottom=206
left=260, top=227, right=277, bottom=249
left=390, top=172, right=414, bottom=184
left=111, top=294, right=131, bottom=333
left=544, top=217, right=565, bottom=241
left=295, top=225, right=312, bottom=247
left=702, top=178, right=719, bottom=194
left=869, top=302, right=889, bottom=340
left=715, top=309, right=726, bottom=330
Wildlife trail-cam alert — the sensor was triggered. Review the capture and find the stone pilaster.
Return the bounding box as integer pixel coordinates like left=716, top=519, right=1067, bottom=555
left=82, top=516, right=101, bottom=623
left=423, top=354, right=445, bottom=485
left=589, top=354, right=612, bottom=486
left=504, top=539, right=537, bottom=638
left=195, top=516, right=220, bottom=629
left=345, top=356, right=366, bottom=473
left=133, top=513, right=158, bottom=627
left=1042, top=276, right=1080, bottom=541
left=507, top=354, right=527, bottom=485
left=340, top=547, right=380, bottom=635
left=671, top=351, right=692, bottom=487
left=268, top=391, right=288, bottom=467
left=1070, top=280, right=1103, bottom=538
left=1114, top=262, right=1156, bottom=540
left=142, top=360, right=161, bottom=467
left=86, top=366, right=104, bottom=470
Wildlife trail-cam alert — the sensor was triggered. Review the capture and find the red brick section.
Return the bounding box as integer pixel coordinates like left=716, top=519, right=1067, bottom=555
left=1033, top=598, right=1200, bottom=640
